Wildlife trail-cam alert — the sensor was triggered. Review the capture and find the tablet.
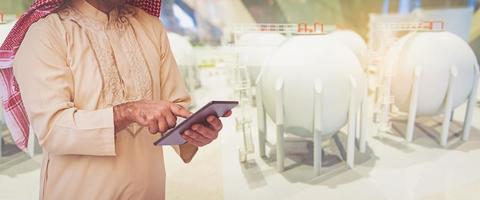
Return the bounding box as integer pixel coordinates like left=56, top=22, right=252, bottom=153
left=154, top=101, right=238, bottom=146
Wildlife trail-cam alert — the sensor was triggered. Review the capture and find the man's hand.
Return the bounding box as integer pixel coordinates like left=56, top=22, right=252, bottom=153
left=181, top=110, right=232, bottom=147
left=114, top=100, right=233, bottom=148
left=113, top=100, right=191, bottom=134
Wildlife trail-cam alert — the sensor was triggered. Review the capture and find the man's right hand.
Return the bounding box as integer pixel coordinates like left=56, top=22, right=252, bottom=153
left=113, top=100, right=192, bottom=134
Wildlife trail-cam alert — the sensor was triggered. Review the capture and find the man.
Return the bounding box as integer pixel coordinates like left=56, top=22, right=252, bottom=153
left=2, top=0, right=231, bottom=199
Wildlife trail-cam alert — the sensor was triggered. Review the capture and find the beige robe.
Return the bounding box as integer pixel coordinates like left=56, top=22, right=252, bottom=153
left=13, top=0, right=196, bottom=199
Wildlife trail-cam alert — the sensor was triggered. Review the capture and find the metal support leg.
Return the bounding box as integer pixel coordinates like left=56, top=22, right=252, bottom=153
left=462, top=64, right=479, bottom=141
left=441, top=66, right=457, bottom=147
left=355, top=110, right=361, bottom=139
left=359, top=85, right=369, bottom=153
left=347, top=76, right=358, bottom=168
left=406, top=67, right=422, bottom=142
left=256, top=79, right=267, bottom=157
left=313, top=132, right=322, bottom=175
left=313, top=79, right=323, bottom=175
left=275, top=78, right=285, bottom=172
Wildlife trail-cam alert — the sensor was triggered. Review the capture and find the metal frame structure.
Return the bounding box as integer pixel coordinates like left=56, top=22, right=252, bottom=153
left=230, top=23, right=336, bottom=35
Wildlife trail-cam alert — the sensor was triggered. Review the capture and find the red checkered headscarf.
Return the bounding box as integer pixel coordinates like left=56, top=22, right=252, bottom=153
left=0, top=0, right=162, bottom=150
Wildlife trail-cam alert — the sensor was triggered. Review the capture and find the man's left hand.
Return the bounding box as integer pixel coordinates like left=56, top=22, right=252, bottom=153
left=181, top=110, right=232, bottom=147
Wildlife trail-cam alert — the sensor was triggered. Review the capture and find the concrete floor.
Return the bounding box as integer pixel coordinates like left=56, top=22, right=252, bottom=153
left=1, top=68, right=480, bottom=200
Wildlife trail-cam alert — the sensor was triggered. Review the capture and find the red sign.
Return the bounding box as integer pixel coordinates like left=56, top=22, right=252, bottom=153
left=297, top=23, right=324, bottom=33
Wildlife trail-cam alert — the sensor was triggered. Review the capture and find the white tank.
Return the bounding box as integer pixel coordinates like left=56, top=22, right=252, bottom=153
left=330, top=30, right=368, bottom=67
left=259, top=34, right=366, bottom=136
left=389, top=31, right=478, bottom=116
left=167, top=32, right=199, bottom=88
left=237, top=33, right=286, bottom=84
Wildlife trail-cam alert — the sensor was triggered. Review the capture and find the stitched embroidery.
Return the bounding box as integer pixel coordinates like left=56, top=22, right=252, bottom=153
left=58, top=5, right=153, bottom=136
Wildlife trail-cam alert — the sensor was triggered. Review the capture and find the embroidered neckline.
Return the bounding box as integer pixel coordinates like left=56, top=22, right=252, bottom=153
left=57, top=4, right=136, bottom=31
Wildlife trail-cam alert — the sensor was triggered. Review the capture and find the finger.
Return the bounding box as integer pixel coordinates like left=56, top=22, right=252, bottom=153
left=157, top=118, right=169, bottom=133
left=147, top=118, right=159, bottom=134
left=182, top=133, right=203, bottom=147
left=192, top=124, right=218, bottom=140
left=170, top=104, right=192, bottom=118
left=206, top=116, right=222, bottom=131
left=223, top=110, right=232, bottom=117
left=184, top=130, right=210, bottom=146
left=136, top=112, right=150, bottom=126
left=164, top=110, right=177, bottom=128
left=186, top=129, right=210, bottom=143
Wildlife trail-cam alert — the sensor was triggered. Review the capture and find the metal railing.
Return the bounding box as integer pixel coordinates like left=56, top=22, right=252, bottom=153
left=230, top=23, right=336, bottom=35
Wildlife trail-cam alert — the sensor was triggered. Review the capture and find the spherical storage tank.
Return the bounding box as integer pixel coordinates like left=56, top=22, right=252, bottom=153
left=167, top=32, right=199, bottom=88
left=237, top=33, right=286, bottom=84
left=329, top=30, right=368, bottom=67
left=259, top=34, right=366, bottom=136
left=389, top=31, right=478, bottom=116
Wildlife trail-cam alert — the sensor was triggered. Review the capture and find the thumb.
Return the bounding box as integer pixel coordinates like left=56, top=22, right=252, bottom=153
left=170, top=103, right=192, bottom=118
